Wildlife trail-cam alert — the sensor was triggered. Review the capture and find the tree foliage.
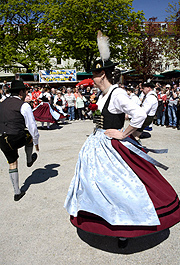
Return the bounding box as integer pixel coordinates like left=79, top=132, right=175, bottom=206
left=162, top=1, right=180, bottom=68
left=166, top=0, right=180, bottom=22
left=0, top=0, right=53, bottom=72
left=125, top=20, right=164, bottom=81
left=45, top=0, right=144, bottom=71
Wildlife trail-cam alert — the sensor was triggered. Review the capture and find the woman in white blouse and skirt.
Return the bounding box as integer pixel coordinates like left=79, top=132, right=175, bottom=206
left=64, top=59, right=180, bottom=248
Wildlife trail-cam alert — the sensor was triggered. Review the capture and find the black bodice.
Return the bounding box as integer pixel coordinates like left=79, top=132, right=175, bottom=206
left=93, top=87, right=125, bottom=130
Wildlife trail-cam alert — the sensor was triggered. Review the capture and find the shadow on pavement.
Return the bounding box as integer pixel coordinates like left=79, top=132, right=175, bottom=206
left=77, top=228, right=170, bottom=254
left=21, top=163, right=60, bottom=192
left=37, top=123, right=63, bottom=130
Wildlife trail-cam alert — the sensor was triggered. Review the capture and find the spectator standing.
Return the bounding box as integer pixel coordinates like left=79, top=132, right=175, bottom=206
left=64, top=88, right=76, bottom=121
left=177, top=90, right=180, bottom=130
left=166, top=84, right=178, bottom=128
left=2, top=80, right=9, bottom=95
left=61, top=86, right=66, bottom=96
left=75, top=90, right=87, bottom=120
left=84, top=86, right=91, bottom=102
left=177, top=82, right=180, bottom=92
left=31, top=85, right=42, bottom=108
left=0, top=88, right=6, bottom=102
left=79, top=84, right=86, bottom=96
left=156, top=87, right=167, bottom=126
left=74, top=87, right=79, bottom=120
left=24, top=89, right=33, bottom=107
left=74, top=87, right=79, bottom=99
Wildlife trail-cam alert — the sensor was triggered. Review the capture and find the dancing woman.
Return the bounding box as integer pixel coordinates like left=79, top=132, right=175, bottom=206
left=64, top=31, right=180, bottom=247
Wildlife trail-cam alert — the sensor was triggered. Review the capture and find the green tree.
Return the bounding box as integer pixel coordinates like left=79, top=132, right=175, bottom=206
left=166, top=0, right=180, bottom=21
left=0, top=0, right=53, bottom=73
left=125, top=19, right=164, bottom=81
left=163, top=1, right=180, bottom=68
left=46, top=0, right=144, bottom=71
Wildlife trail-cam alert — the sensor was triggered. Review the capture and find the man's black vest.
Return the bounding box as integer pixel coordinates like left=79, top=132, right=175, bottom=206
left=0, top=97, right=25, bottom=135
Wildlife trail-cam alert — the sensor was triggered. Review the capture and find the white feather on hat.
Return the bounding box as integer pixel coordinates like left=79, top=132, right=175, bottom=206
left=97, top=30, right=110, bottom=65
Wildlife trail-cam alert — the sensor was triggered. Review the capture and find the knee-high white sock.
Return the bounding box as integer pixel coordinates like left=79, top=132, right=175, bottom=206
left=9, top=168, right=21, bottom=195
left=25, top=143, right=33, bottom=163
left=47, top=122, right=50, bottom=128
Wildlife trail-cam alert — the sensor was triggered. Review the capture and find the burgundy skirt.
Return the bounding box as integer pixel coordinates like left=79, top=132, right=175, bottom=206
left=70, top=138, right=180, bottom=238
left=33, top=103, right=65, bottom=123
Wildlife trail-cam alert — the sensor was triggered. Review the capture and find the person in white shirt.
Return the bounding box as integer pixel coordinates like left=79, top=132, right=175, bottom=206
left=64, top=88, right=76, bottom=121
left=125, top=85, right=141, bottom=120
left=133, top=82, right=158, bottom=139
left=0, top=80, right=39, bottom=201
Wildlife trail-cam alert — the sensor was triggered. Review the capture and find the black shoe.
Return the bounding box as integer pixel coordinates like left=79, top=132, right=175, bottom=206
left=14, top=191, right=26, bottom=201
left=27, top=153, right=37, bottom=167
left=118, top=238, right=129, bottom=248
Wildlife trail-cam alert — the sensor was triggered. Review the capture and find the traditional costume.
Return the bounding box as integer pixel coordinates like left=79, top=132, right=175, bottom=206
left=33, top=102, right=67, bottom=124
left=64, top=31, right=180, bottom=243
left=64, top=84, right=180, bottom=238
left=0, top=80, right=39, bottom=201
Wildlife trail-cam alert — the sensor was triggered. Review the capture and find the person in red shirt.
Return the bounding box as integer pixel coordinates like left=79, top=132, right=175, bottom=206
left=156, top=87, right=167, bottom=126
left=31, top=86, right=42, bottom=108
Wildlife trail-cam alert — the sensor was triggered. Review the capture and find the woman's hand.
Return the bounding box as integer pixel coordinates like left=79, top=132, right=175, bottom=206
left=104, top=129, right=124, bottom=140
left=105, top=125, right=138, bottom=140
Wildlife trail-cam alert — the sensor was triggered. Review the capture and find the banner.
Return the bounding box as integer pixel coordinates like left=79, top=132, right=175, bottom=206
left=39, top=69, right=76, bottom=83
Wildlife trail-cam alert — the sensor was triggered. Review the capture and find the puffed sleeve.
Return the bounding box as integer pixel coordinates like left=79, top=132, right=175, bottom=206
left=113, top=91, right=147, bottom=128
left=20, top=102, right=39, bottom=145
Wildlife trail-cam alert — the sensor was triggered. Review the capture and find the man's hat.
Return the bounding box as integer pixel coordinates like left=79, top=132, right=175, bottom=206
left=88, top=59, right=118, bottom=72
left=10, top=80, right=26, bottom=91
left=126, top=85, right=134, bottom=92
left=143, top=81, right=155, bottom=88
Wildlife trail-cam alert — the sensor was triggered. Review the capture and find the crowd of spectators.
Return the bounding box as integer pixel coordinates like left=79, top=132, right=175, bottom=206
left=0, top=81, right=100, bottom=122
left=1, top=79, right=180, bottom=130
left=120, top=81, right=180, bottom=130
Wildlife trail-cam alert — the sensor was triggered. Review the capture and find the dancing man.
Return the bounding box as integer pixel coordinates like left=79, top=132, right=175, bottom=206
left=0, top=80, right=39, bottom=201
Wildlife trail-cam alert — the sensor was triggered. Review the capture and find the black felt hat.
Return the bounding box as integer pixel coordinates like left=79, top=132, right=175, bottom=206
left=10, top=80, right=26, bottom=91
left=88, top=59, right=119, bottom=72
left=143, top=81, right=155, bottom=88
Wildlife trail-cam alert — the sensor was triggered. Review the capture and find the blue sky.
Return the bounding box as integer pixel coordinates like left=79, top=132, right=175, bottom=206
left=132, top=0, right=174, bottom=21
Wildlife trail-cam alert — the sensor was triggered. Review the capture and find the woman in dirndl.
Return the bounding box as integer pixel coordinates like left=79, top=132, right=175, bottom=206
left=64, top=32, right=180, bottom=248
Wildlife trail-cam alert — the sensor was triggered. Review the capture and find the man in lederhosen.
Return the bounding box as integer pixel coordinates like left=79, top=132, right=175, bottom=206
left=132, top=82, right=158, bottom=141
left=0, top=80, right=39, bottom=201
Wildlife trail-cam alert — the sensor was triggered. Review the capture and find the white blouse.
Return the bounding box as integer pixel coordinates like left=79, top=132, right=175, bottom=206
left=97, top=85, right=147, bottom=128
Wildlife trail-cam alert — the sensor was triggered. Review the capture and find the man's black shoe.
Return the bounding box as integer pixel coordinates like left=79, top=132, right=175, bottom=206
left=27, top=153, right=37, bottom=167
left=14, top=191, right=26, bottom=201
